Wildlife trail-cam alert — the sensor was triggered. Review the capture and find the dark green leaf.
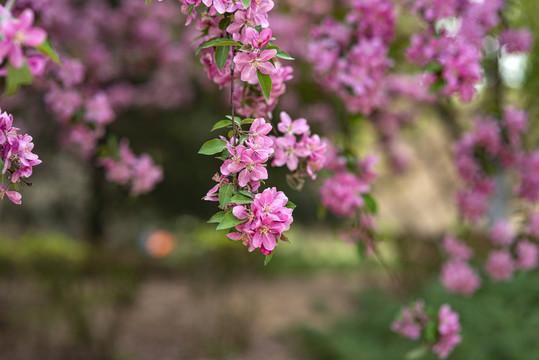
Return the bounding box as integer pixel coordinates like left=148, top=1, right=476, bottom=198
left=429, top=78, right=445, bottom=93
left=357, top=240, right=365, bottom=260
left=198, top=138, right=227, bottom=155
left=219, top=183, right=234, bottom=209
left=5, top=63, right=33, bottom=96
left=424, top=62, right=442, bottom=73
left=285, top=201, right=296, bottom=210
left=361, top=193, right=378, bottom=214
left=264, top=252, right=274, bottom=266
left=187, top=4, right=194, bottom=15
left=211, top=119, right=232, bottom=131
left=208, top=211, right=225, bottom=224
left=238, top=190, right=254, bottom=198
left=216, top=211, right=246, bottom=230
left=256, top=69, right=272, bottom=101
left=230, top=194, right=253, bottom=204
left=37, top=38, right=60, bottom=64
left=219, top=17, right=232, bottom=31
left=215, top=45, right=230, bottom=71
left=195, top=37, right=241, bottom=55
left=422, top=320, right=437, bottom=343
left=241, top=0, right=252, bottom=9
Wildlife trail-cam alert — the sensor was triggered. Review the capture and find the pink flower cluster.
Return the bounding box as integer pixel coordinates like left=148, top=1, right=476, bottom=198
left=392, top=301, right=462, bottom=359
left=320, top=148, right=378, bottom=218
left=440, top=235, right=480, bottom=296
left=454, top=107, right=528, bottom=222
left=0, top=7, right=47, bottom=76
left=431, top=305, right=462, bottom=359
left=406, top=0, right=520, bottom=102
left=271, top=111, right=328, bottom=180
left=308, top=0, right=394, bottom=115
left=204, top=119, right=295, bottom=255
left=185, top=0, right=293, bottom=119
left=499, top=29, right=533, bottom=54
left=0, top=108, right=41, bottom=205
left=99, top=140, right=163, bottom=196
left=228, top=187, right=293, bottom=255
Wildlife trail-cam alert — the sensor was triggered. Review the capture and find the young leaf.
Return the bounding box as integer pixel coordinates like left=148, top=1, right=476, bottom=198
left=37, top=39, right=60, bottom=64
left=211, top=119, right=232, bottom=131
left=240, top=118, right=255, bottom=125
left=256, top=69, right=272, bottom=101
left=285, top=200, right=296, bottom=210
left=215, top=45, right=230, bottom=71
left=230, top=193, right=253, bottom=204
left=145, top=0, right=153, bottom=4
left=264, top=252, right=274, bottom=266
left=198, top=138, right=227, bottom=155
left=208, top=211, right=225, bottom=224
left=5, top=63, right=33, bottom=96
left=195, top=38, right=241, bottom=55
left=216, top=211, right=246, bottom=230
left=280, top=233, right=290, bottom=243
left=241, top=0, right=252, bottom=9
left=187, top=4, right=195, bottom=15
left=275, top=49, right=294, bottom=60
left=219, top=183, right=234, bottom=209
left=361, top=193, right=378, bottom=214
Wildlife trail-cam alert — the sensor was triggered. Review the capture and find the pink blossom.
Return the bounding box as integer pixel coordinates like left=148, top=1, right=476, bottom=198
left=0, top=9, right=47, bottom=68
left=516, top=240, right=538, bottom=271
left=320, top=172, right=369, bottom=218
left=277, top=111, right=309, bottom=135
left=527, top=212, right=539, bottom=238
left=432, top=305, right=462, bottom=359
left=499, top=28, right=533, bottom=53
left=233, top=49, right=276, bottom=83
left=391, top=300, right=429, bottom=340
left=85, top=93, right=115, bottom=125
left=245, top=27, right=271, bottom=49
left=442, top=235, right=473, bottom=260
left=0, top=186, right=22, bottom=205
left=440, top=260, right=481, bottom=296
left=489, top=220, right=515, bottom=247
left=485, top=250, right=515, bottom=282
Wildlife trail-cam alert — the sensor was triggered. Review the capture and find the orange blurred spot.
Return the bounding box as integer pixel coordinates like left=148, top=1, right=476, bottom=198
left=145, top=230, right=176, bottom=258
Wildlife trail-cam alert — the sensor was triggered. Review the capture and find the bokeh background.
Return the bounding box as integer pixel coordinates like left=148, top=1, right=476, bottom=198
left=1, top=0, right=539, bottom=359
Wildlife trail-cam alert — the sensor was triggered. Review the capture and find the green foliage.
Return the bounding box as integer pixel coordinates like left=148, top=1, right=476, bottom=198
left=36, top=38, right=61, bottom=64
left=215, top=45, right=230, bottom=71
left=5, top=62, right=33, bottom=96
left=241, top=0, right=252, bottom=9
left=257, top=69, right=272, bottom=101
left=215, top=211, right=245, bottom=230
left=198, top=138, right=227, bottom=155
left=195, top=37, right=241, bottom=55
left=218, top=183, right=234, bottom=208
left=295, top=271, right=539, bottom=360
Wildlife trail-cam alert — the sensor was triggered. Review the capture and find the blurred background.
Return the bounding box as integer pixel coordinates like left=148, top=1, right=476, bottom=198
left=1, top=0, right=539, bottom=359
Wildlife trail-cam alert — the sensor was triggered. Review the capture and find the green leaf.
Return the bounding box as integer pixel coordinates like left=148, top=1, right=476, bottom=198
left=238, top=190, right=254, bottom=198
left=211, top=119, right=232, bottom=131
left=198, top=138, right=227, bottom=155
left=285, top=201, right=296, bottom=210
left=422, top=320, right=437, bottom=343
left=357, top=240, right=365, bottom=260
left=424, top=61, right=442, bottom=73
left=225, top=115, right=242, bottom=126
left=230, top=194, right=253, bottom=204
left=240, top=118, right=255, bottom=125
left=264, top=252, right=274, bottom=266
left=0, top=158, right=4, bottom=174
left=219, top=183, right=234, bottom=209
left=37, top=39, right=60, bottom=65
left=195, top=37, right=241, bottom=55
left=275, top=49, right=294, bottom=60
left=216, top=211, right=246, bottom=230
left=208, top=211, right=225, bottom=224
left=187, top=4, right=194, bottom=15
left=5, top=62, right=33, bottom=96
left=145, top=0, right=153, bottom=4
left=219, top=17, right=232, bottom=31
left=256, top=69, right=272, bottom=101
left=361, top=193, right=378, bottom=214
left=405, top=345, right=429, bottom=360
left=215, top=45, right=230, bottom=71
left=429, top=78, right=446, bottom=93
left=241, top=0, right=252, bottom=9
